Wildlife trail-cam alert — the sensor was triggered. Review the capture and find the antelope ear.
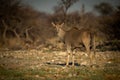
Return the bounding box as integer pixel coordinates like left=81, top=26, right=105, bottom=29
left=61, top=23, right=64, bottom=25
left=51, top=22, right=56, bottom=27
left=60, top=23, right=64, bottom=27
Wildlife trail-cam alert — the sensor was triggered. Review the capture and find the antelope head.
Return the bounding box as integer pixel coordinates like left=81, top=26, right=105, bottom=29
left=51, top=22, right=64, bottom=32
left=51, top=22, right=65, bottom=40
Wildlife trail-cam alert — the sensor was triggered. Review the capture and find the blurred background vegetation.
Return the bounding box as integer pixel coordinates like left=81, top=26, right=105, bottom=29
left=0, top=0, right=120, bottom=51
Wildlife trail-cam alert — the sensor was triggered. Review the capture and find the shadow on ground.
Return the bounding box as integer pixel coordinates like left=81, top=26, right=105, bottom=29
left=46, top=62, right=80, bottom=66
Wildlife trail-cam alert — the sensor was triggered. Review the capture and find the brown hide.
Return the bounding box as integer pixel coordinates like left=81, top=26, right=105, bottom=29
left=52, top=22, right=95, bottom=66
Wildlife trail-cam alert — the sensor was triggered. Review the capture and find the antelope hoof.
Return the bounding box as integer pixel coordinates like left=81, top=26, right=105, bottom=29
left=72, top=64, right=75, bottom=67
left=66, top=63, right=69, bottom=67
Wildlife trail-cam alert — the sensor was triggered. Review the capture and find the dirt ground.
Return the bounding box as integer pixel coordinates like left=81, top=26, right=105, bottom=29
left=0, top=49, right=120, bottom=80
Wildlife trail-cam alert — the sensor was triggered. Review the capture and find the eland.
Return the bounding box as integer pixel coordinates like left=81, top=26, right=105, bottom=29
left=52, top=22, right=96, bottom=66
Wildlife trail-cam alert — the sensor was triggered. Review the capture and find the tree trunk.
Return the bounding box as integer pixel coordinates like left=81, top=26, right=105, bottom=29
left=25, top=27, right=33, bottom=43
left=2, top=20, right=8, bottom=43
left=13, top=29, right=20, bottom=39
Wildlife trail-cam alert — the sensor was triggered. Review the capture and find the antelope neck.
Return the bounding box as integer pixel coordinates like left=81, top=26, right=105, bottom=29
left=58, top=28, right=66, bottom=40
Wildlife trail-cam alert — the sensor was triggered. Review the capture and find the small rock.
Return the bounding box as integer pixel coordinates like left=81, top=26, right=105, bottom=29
left=37, top=57, right=39, bottom=59
left=52, top=60, right=55, bottom=62
left=35, top=75, right=39, bottom=78
left=81, top=61, right=89, bottom=66
left=68, top=73, right=72, bottom=77
left=58, top=51, right=66, bottom=56
left=73, top=73, right=77, bottom=77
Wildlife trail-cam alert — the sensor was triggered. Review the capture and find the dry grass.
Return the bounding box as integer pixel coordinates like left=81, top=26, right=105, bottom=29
left=0, top=49, right=120, bottom=80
